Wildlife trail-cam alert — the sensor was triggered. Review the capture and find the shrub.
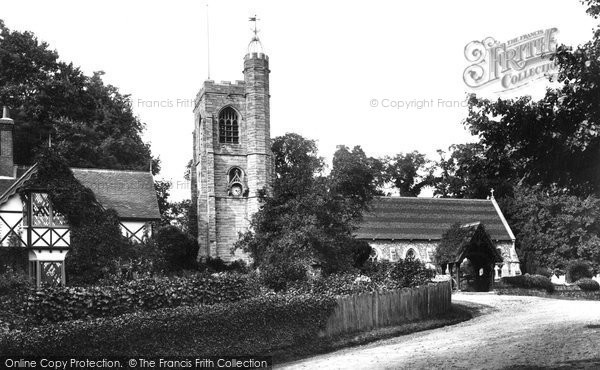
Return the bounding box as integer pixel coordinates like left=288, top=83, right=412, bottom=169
left=24, top=273, right=256, bottom=323
left=260, top=263, right=308, bottom=292
left=198, top=257, right=249, bottom=274
left=260, top=262, right=308, bottom=292
left=154, top=226, right=199, bottom=271
left=576, top=278, right=600, bottom=291
left=289, top=273, right=376, bottom=296
left=534, top=267, right=553, bottom=278
left=349, top=239, right=372, bottom=268
left=99, top=240, right=166, bottom=284
left=360, top=260, right=394, bottom=282
left=291, top=257, right=435, bottom=296
left=1, top=293, right=337, bottom=356
left=566, top=261, right=593, bottom=283
left=388, top=256, right=435, bottom=288
left=360, top=257, right=433, bottom=289
left=0, top=248, right=28, bottom=274
left=501, top=274, right=555, bottom=293
left=0, top=267, right=32, bottom=297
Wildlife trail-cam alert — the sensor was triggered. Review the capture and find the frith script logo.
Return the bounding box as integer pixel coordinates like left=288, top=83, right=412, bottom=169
left=463, top=28, right=559, bottom=92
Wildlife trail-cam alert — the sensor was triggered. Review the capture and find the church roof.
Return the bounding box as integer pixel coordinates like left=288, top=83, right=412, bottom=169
left=0, top=166, right=160, bottom=220
left=355, top=196, right=514, bottom=241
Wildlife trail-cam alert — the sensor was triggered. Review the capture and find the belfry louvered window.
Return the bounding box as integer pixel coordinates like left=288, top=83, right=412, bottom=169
left=218, top=107, right=239, bottom=144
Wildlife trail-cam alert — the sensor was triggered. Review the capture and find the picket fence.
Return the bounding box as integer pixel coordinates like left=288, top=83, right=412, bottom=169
left=320, top=281, right=452, bottom=337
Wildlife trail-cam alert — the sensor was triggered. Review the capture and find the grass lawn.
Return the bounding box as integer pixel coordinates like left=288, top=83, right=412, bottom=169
left=272, top=302, right=475, bottom=364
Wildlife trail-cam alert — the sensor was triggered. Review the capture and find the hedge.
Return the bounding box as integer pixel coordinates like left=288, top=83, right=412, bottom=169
left=577, top=278, right=600, bottom=291
left=501, top=274, right=555, bottom=293
left=1, top=293, right=337, bottom=356
left=24, top=273, right=257, bottom=323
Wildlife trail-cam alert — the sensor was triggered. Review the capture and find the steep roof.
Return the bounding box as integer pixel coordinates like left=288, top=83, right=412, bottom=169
left=0, top=166, right=160, bottom=220
left=356, top=196, right=513, bottom=241
left=71, top=168, right=160, bottom=220
left=436, top=222, right=503, bottom=264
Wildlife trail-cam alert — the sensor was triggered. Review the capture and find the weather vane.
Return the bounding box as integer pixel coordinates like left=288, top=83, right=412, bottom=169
left=248, top=14, right=263, bottom=53
left=249, top=14, right=260, bottom=39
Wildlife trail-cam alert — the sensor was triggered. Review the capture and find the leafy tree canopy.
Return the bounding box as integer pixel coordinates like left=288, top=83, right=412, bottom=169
left=499, top=185, right=600, bottom=272
left=461, top=3, right=600, bottom=196
left=0, top=20, right=157, bottom=173
left=381, top=151, right=433, bottom=197
left=236, top=134, right=376, bottom=275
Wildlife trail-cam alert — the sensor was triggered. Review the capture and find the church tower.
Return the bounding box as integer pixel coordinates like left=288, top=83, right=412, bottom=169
left=192, top=23, right=272, bottom=262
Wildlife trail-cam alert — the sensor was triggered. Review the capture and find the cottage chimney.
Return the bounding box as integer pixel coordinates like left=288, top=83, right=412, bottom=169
left=0, top=107, right=15, bottom=177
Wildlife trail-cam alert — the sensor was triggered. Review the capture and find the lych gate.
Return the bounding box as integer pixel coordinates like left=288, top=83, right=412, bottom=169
left=439, top=222, right=503, bottom=292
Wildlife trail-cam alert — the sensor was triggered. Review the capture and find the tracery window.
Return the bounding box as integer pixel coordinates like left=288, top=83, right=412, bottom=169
left=219, top=107, right=239, bottom=144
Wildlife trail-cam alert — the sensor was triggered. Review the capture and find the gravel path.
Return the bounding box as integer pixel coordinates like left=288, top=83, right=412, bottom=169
left=278, top=293, right=600, bottom=369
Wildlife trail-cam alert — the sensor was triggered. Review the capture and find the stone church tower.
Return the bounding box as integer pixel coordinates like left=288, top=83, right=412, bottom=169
left=191, top=32, right=272, bottom=262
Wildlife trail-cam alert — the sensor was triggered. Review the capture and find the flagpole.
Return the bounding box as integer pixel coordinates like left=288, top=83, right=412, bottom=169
left=206, top=3, right=211, bottom=80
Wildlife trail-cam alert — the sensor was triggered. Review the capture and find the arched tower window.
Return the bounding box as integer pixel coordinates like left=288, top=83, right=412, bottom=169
left=228, top=167, right=246, bottom=197
left=219, top=107, right=239, bottom=144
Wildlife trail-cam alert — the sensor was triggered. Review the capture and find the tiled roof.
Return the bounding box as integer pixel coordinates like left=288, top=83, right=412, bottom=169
left=356, top=197, right=513, bottom=241
left=71, top=168, right=161, bottom=220
left=439, top=222, right=503, bottom=263
left=0, top=178, right=17, bottom=196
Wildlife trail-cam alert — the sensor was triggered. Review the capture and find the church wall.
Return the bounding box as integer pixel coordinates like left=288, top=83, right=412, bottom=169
left=214, top=197, right=248, bottom=261
left=495, top=240, right=522, bottom=277
left=368, top=240, right=438, bottom=269
left=213, top=155, right=248, bottom=197
left=367, top=239, right=521, bottom=276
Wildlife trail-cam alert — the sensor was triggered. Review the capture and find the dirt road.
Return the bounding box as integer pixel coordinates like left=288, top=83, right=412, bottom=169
left=278, top=293, right=600, bottom=369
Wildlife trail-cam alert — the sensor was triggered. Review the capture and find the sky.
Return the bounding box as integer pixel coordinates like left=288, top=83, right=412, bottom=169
left=0, top=0, right=597, bottom=200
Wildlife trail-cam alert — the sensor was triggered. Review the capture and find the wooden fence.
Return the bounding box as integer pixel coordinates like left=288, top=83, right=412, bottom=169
left=320, top=281, right=452, bottom=337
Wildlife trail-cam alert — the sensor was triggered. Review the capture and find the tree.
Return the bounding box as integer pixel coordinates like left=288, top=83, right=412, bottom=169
left=154, top=225, right=198, bottom=271
left=154, top=180, right=172, bottom=225
left=432, top=143, right=513, bottom=199
left=382, top=151, right=433, bottom=197
left=330, top=145, right=382, bottom=220
left=236, top=134, right=377, bottom=279
left=462, top=1, right=600, bottom=196
left=499, top=185, right=600, bottom=272
left=0, top=20, right=156, bottom=172
left=163, top=199, right=196, bottom=236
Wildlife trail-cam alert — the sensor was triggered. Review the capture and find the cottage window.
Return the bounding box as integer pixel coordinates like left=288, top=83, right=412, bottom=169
left=31, top=193, right=67, bottom=227
left=218, top=107, right=239, bottom=144
left=406, top=248, right=417, bottom=260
